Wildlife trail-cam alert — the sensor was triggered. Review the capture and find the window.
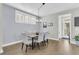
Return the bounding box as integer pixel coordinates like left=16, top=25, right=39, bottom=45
left=25, top=15, right=29, bottom=24
left=29, top=15, right=37, bottom=24
left=15, top=10, right=37, bottom=24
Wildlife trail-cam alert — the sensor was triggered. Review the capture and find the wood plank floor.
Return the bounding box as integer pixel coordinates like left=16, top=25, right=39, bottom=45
left=2, top=39, right=79, bottom=55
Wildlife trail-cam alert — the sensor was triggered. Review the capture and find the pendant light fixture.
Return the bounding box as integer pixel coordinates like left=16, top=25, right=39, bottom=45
left=37, top=3, right=45, bottom=22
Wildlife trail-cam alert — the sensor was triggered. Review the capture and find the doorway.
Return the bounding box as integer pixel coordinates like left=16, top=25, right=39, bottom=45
left=63, top=19, right=71, bottom=39
left=58, top=14, right=71, bottom=42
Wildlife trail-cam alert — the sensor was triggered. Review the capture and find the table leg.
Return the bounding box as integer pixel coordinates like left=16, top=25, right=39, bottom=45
left=32, top=38, right=34, bottom=50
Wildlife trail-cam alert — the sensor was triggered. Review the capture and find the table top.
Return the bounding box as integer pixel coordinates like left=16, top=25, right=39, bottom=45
left=27, top=34, right=38, bottom=37
left=22, top=32, right=39, bottom=38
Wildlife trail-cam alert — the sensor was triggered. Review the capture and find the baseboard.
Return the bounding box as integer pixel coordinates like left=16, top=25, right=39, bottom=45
left=2, top=40, right=22, bottom=47
left=70, top=40, right=76, bottom=45
left=1, top=38, right=59, bottom=47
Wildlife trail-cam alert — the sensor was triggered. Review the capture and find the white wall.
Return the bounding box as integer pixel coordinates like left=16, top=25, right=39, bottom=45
left=75, top=27, right=79, bottom=35
left=0, top=4, right=3, bottom=53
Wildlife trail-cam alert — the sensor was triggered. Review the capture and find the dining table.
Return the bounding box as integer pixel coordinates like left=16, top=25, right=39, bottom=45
left=27, top=34, right=39, bottom=49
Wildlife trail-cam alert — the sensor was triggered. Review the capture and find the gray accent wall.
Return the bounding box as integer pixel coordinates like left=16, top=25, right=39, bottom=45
left=3, top=5, right=38, bottom=45
left=0, top=4, right=3, bottom=53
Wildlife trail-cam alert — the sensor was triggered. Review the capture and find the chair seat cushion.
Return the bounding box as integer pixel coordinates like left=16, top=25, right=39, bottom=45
left=22, top=40, right=32, bottom=45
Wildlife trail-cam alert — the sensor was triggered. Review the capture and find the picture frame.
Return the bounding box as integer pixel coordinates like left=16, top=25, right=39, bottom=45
left=48, top=22, right=53, bottom=26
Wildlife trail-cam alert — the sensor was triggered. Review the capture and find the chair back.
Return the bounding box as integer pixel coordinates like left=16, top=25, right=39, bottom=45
left=21, top=33, right=32, bottom=43
left=36, top=32, right=39, bottom=35
left=38, top=32, right=44, bottom=41
left=44, top=32, right=48, bottom=40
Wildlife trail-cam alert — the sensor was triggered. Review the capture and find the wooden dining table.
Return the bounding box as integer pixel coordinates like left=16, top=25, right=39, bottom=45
left=27, top=34, right=38, bottom=49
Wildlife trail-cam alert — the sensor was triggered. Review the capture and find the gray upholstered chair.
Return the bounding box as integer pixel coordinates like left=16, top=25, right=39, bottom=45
left=21, top=33, right=32, bottom=52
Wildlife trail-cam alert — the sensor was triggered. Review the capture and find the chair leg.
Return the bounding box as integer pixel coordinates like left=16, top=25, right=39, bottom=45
left=25, top=45, right=28, bottom=52
left=41, top=41, right=44, bottom=46
left=43, top=40, right=46, bottom=46
left=46, top=39, right=48, bottom=47
left=47, top=39, right=48, bottom=43
left=21, top=43, right=24, bottom=50
left=37, top=43, right=40, bottom=49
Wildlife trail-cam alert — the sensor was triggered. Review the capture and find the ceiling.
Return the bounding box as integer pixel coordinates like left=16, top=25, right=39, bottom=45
left=6, top=3, right=79, bottom=17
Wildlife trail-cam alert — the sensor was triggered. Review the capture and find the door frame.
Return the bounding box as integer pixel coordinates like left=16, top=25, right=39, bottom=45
left=58, top=14, right=72, bottom=40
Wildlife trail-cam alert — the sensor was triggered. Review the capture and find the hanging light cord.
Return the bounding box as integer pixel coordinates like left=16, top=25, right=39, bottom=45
left=29, top=3, right=45, bottom=18
left=38, top=3, right=45, bottom=19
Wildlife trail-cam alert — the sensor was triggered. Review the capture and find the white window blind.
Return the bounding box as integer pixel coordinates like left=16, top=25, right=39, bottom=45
left=15, top=10, right=37, bottom=24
